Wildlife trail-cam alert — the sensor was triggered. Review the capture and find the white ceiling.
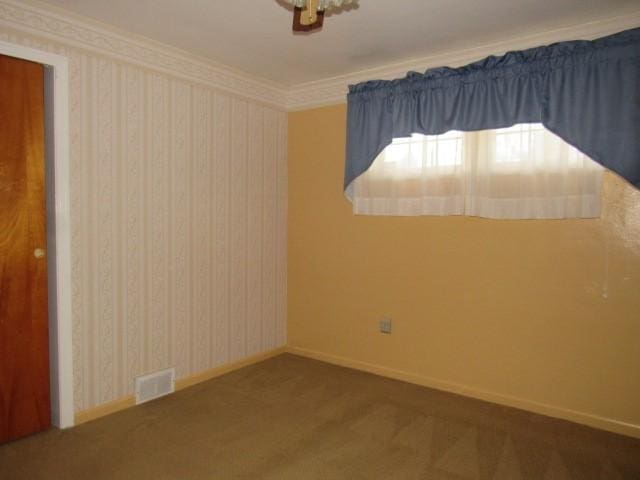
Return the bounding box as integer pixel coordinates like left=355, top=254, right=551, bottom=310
left=38, top=0, right=640, bottom=86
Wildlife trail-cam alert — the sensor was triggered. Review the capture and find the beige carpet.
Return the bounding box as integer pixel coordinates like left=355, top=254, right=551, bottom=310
left=1, top=353, right=639, bottom=479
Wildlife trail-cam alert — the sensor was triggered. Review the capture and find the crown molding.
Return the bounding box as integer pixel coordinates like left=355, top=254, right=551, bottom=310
left=285, top=11, right=640, bottom=111
left=1, top=0, right=639, bottom=112
left=0, top=0, right=289, bottom=109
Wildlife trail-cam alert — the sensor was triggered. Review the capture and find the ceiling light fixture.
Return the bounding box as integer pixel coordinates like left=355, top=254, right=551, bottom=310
left=284, top=0, right=357, bottom=32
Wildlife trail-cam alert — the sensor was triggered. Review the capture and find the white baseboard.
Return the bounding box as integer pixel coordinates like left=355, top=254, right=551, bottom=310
left=286, top=345, right=640, bottom=439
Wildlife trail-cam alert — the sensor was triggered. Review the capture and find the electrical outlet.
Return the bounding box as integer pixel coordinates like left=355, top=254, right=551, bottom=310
left=379, top=316, right=392, bottom=334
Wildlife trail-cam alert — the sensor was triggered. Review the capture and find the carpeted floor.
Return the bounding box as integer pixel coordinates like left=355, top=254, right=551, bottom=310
left=1, top=353, right=639, bottom=479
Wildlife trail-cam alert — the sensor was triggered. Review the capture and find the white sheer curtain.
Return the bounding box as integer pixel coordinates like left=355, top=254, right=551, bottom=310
left=351, top=124, right=603, bottom=219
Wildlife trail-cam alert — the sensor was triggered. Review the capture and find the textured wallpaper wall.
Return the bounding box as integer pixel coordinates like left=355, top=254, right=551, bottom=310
left=0, top=5, right=287, bottom=412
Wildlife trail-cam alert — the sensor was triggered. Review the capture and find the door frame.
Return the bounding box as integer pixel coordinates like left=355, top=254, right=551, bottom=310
left=0, top=41, right=74, bottom=429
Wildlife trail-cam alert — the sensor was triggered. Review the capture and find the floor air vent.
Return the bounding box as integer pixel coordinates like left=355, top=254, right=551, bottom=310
left=135, top=368, right=175, bottom=404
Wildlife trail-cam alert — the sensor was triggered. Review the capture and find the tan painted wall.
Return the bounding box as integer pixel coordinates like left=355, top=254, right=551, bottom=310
left=288, top=104, right=640, bottom=433
left=1, top=12, right=287, bottom=412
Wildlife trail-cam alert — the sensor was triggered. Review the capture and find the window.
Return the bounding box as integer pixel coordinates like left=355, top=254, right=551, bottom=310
left=383, top=131, right=464, bottom=171
left=351, top=124, right=603, bottom=219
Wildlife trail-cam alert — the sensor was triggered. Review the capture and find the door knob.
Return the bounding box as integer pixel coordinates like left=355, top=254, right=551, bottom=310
left=34, top=248, right=45, bottom=259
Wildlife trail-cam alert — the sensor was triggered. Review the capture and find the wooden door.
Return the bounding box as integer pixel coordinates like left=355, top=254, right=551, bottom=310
left=0, top=54, right=50, bottom=443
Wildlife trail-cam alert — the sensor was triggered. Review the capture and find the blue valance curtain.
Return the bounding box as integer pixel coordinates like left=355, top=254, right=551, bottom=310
left=344, top=27, right=640, bottom=194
